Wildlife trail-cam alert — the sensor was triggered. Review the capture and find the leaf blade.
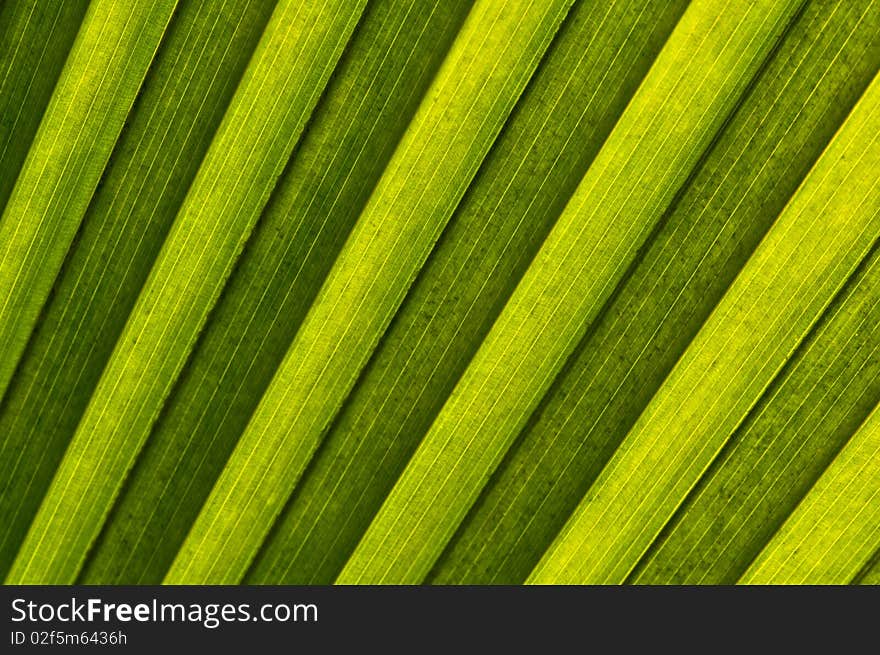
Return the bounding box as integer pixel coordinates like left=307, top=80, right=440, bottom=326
left=339, top=0, right=805, bottom=584
left=0, top=0, right=276, bottom=581
left=166, top=0, right=575, bottom=584
left=0, top=0, right=177, bottom=404
left=80, top=0, right=472, bottom=584
left=529, top=68, right=880, bottom=584
left=245, top=0, right=689, bottom=586
left=740, top=402, right=880, bottom=584
left=0, top=0, right=88, bottom=215
left=432, top=0, right=880, bottom=584
left=5, top=0, right=366, bottom=584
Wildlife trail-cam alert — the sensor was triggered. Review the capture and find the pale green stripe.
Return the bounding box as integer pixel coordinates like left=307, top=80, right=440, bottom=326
left=5, top=0, right=366, bottom=585
left=435, top=0, right=880, bottom=586
left=166, top=0, right=573, bottom=585
left=741, top=403, right=880, bottom=584
left=246, top=0, right=688, bottom=585
left=0, top=0, right=177, bottom=404
left=0, top=0, right=276, bottom=580
left=81, top=0, right=471, bottom=585
left=530, top=69, right=880, bottom=584
left=0, top=0, right=88, bottom=215
left=633, top=241, right=880, bottom=584
left=340, top=0, right=803, bottom=584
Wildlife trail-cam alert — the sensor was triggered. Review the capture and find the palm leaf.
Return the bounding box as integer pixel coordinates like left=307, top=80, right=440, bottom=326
left=740, top=401, right=880, bottom=584
left=0, top=0, right=274, bottom=581
left=529, top=67, right=880, bottom=584
left=339, top=0, right=805, bottom=584
left=632, top=241, right=880, bottom=584
left=435, top=0, right=880, bottom=584
left=247, top=0, right=689, bottom=586
left=7, top=0, right=366, bottom=584
left=166, top=0, right=574, bottom=584
left=82, top=0, right=473, bottom=585
left=0, top=0, right=88, bottom=214
left=0, top=0, right=176, bottom=402
left=0, top=0, right=877, bottom=586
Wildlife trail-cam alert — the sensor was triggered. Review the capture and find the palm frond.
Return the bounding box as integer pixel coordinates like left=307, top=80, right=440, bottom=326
left=0, top=0, right=877, bottom=586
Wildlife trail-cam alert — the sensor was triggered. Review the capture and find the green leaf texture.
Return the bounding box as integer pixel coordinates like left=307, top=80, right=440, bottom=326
left=0, top=0, right=275, bottom=581
left=741, top=401, right=880, bottom=584
left=0, top=0, right=877, bottom=586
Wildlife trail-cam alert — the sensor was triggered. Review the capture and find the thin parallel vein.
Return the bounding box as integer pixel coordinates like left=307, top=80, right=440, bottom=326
left=364, top=13, right=698, bottom=576
left=827, top=487, right=880, bottom=581
left=117, top=0, right=344, bottom=582
left=0, top=3, right=140, bottom=504
left=402, top=2, right=672, bottom=584
left=685, top=290, right=880, bottom=584
left=611, top=156, right=880, bottom=581
left=616, top=120, right=880, bottom=580
left=687, top=321, right=880, bottom=583
left=171, top=7, right=392, bottom=582
left=479, top=0, right=838, bottom=582
left=675, top=264, right=880, bottom=583
left=61, top=0, right=308, bottom=506
left=0, top=2, right=60, bottom=175
left=0, top=1, right=38, bottom=106
left=637, top=316, right=880, bottom=584
left=560, top=5, right=800, bottom=560
left=737, top=315, right=880, bottom=580
left=621, top=1, right=874, bottom=580
left=372, top=0, right=735, bottom=552
left=256, top=5, right=454, bottom=574
left=364, top=0, right=751, bottom=584
left=163, top=0, right=407, bottom=443
left=778, top=430, right=880, bottom=582
left=0, top=0, right=119, bottom=342
left=141, top=0, right=423, bottom=576
left=14, top=0, right=312, bottom=580
left=123, top=0, right=412, bottom=578
left=24, top=1, right=192, bottom=578
left=197, top=0, right=550, bottom=582
left=193, top=0, right=449, bottom=580
left=170, top=2, right=401, bottom=421
left=582, top=138, right=878, bottom=583
left=78, top=0, right=259, bottom=577
left=167, top=0, right=376, bottom=580
left=776, top=443, right=877, bottom=580
left=755, top=410, right=880, bottom=582
left=0, top=0, right=131, bottom=322
left=686, top=118, right=880, bottom=581
left=460, top=18, right=695, bottom=584
left=0, top=0, right=231, bottom=558
left=831, top=435, right=880, bottom=582
left=301, top=0, right=627, bottom=582
left=653, top=0, right=874, bottom=561
left=182, top=0, right=505, bottom=571
left=288, top=0, right=568, bottom=588
left=548, top=53, right=820, bottom=584
left=344, top=1, right=584, bottom=584
left=395, top=9, right=763, bottom=584
left=6, top=0, right=172, bottom=578
left=592, top=170, right=875, bottom=582
left=2, top=0, right=156, bottom=421
left=0, top=0, right=148, bottom=452
left=544, top=75, right=875, bottom=582
left=68, top=36, right=321, bottom=576
left=556, top=83, right=868, bottom=576
left=2, top=0, right=210, bottom=442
